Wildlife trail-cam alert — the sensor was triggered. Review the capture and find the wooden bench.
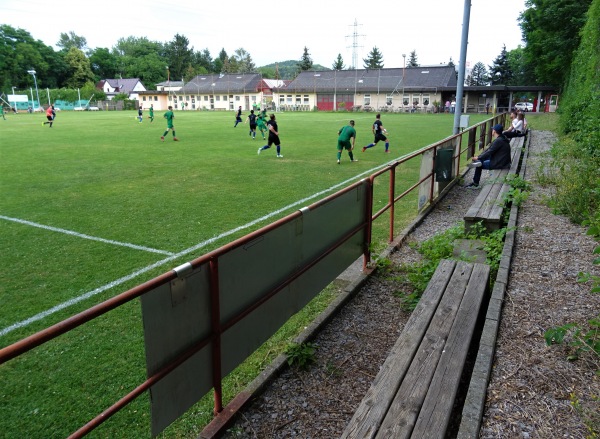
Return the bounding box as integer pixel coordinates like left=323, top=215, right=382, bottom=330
left=463, top=136, right=525, bottom=231
left=341, top=259, right=491, bottom=439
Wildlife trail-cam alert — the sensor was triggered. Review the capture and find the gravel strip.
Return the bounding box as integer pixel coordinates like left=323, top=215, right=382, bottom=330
left=221, top=131, right=600, bottom=439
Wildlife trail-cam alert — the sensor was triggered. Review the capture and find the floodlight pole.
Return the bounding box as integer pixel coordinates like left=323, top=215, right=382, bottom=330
left=27, top=69, right=40, bottom=111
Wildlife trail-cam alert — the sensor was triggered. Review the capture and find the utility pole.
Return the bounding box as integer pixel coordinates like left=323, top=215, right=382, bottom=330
left=453, top=0, right=471, bottom=135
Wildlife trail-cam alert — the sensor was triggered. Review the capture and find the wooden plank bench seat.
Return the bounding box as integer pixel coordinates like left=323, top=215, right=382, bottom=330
left=341, top=259, right=491, bottom=439
left=463, top=136, right=525, bottom=231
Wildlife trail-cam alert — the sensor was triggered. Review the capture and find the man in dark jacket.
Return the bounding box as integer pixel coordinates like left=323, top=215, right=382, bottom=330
left=466, top=123, right=512, bottom=188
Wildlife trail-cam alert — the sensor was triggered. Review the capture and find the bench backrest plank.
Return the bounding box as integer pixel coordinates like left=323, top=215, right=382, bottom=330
left=411, top=263, right=490, bottom=438
left=340, top=259, right=458, bottom=439
left=374, top=261, right=475, bottom=439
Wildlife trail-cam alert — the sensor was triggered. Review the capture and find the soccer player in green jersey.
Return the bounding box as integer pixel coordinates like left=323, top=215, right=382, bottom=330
left=161, top=106, right=178, bottom=141
left=256, top=112, right=268, bottom=139
left=337, top=120, right=358, bottom=164
left=148, top=104, right=154, bottom=122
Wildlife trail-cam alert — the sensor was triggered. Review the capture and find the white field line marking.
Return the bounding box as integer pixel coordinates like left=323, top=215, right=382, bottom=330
left=0, top=153, right=410, bottom=337
left=0, top=216, right=174, bottom=256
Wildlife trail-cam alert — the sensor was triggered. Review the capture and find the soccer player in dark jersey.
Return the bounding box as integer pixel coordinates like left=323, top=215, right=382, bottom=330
left=246, top=110, right=258, bottom=139
left=337, top=120, right=358, bottom=164
left=362, top=113, right=390, bottom=153
left=234, top=106, right=242, bottom=127
left=257, top=114, right=283, bottom=158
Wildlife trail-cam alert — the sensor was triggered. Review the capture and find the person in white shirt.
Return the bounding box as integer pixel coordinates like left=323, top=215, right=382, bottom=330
left=503, top=111, right=525, bottom=138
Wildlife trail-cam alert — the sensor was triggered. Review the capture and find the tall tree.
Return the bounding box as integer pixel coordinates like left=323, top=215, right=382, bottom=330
left=232, top=48, right=256, bottom=73
left=297, top=47, right=313, bottom=71
left=332, top=54, right=345, bottom=70
left=64, top=47, right=95, bottom=88
left=88, top=47, right=119, bottom=80
left=469, top=62, right=489, bottom=85
left=506, top=46, right=532, bottom=86
left=363, top=47, right=384, bottom=69
left=164, top=34, right=194, bottom=80
left=193, top=48, right=214, bottom=73
left=57, top=31, right=87, bottom=52
left=214, top=48, right=228, bottom=73
left=0, top=25, right=61, bottom=89
left=407, top=50, right=419, bottom=67
left=488, top=45, right=512, bottom=85
left=519, top=0, right=592, bottom=86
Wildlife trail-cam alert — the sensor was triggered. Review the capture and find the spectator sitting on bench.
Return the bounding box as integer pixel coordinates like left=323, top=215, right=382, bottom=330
left=466, top=123, right=512, bottom=188
left=517, top=110, right=528, bottom=132
left=503, top=111, right=525, bottom=138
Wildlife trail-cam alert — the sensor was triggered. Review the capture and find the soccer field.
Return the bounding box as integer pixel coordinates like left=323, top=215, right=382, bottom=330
left=0, top=109, right=489, bottom=437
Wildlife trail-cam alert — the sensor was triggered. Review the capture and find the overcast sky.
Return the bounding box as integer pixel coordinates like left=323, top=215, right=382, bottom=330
left=2, top=0, right=526, bottom=70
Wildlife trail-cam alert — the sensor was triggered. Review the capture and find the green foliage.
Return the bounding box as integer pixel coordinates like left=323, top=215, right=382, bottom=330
left=488, top=45, right=512, bottom=85
left=363, top=46, right=385, bottom=69
left=393, top=223, right=506, bottom=311
left=580, top=214, right=600, bottom=294
left=503, top=174, right=531, bottom=207
left=519, top=0, right=593, bottom=86
left=407, top=50, right=419, bottom=67
left=544, top=317, right=600, bottom=373
left=297, top=47, right=313, bottom=72
left=332, top=54, right=345, bottom=70
left=284, top=342, right=317, bottom=370
left=64, top=47, right=95, bottom=88
left=505, top=174, right=532, bottom=192
left=569, top=392, right=600, bottom=438
left=468, top=62, right=489, bottom=86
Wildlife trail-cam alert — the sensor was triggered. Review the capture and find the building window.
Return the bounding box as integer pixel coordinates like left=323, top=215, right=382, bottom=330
left=154, top=96, right=158, bottom=101
left=403, top=95, right=410, bottom=106
left=386, top=94, right=392, bottom=106
left=413, top=96, right=420, bottom=106
left=235, top=96, right=240, bottom=101
left=295, top=95, right=301, bottom=104
left=423, top=94, right=430, bottom=105
left=304, top=94, right=309, bottom=103
left=364, top=94, right=371, bottom=106
left=216, top=95, right=220, bottom=101
left=286, top=95, right=292, bottom=104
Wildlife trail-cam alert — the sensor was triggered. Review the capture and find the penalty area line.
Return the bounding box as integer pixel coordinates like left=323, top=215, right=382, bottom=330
left=0, top=215, right=174, bottom=256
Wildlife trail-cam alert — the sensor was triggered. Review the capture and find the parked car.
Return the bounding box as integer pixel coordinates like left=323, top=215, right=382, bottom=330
left=514, top=102, right=533, bottom=112
left=74, top=106, right=84, bottom=111
left=86, top=106, right=99, bottom=111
